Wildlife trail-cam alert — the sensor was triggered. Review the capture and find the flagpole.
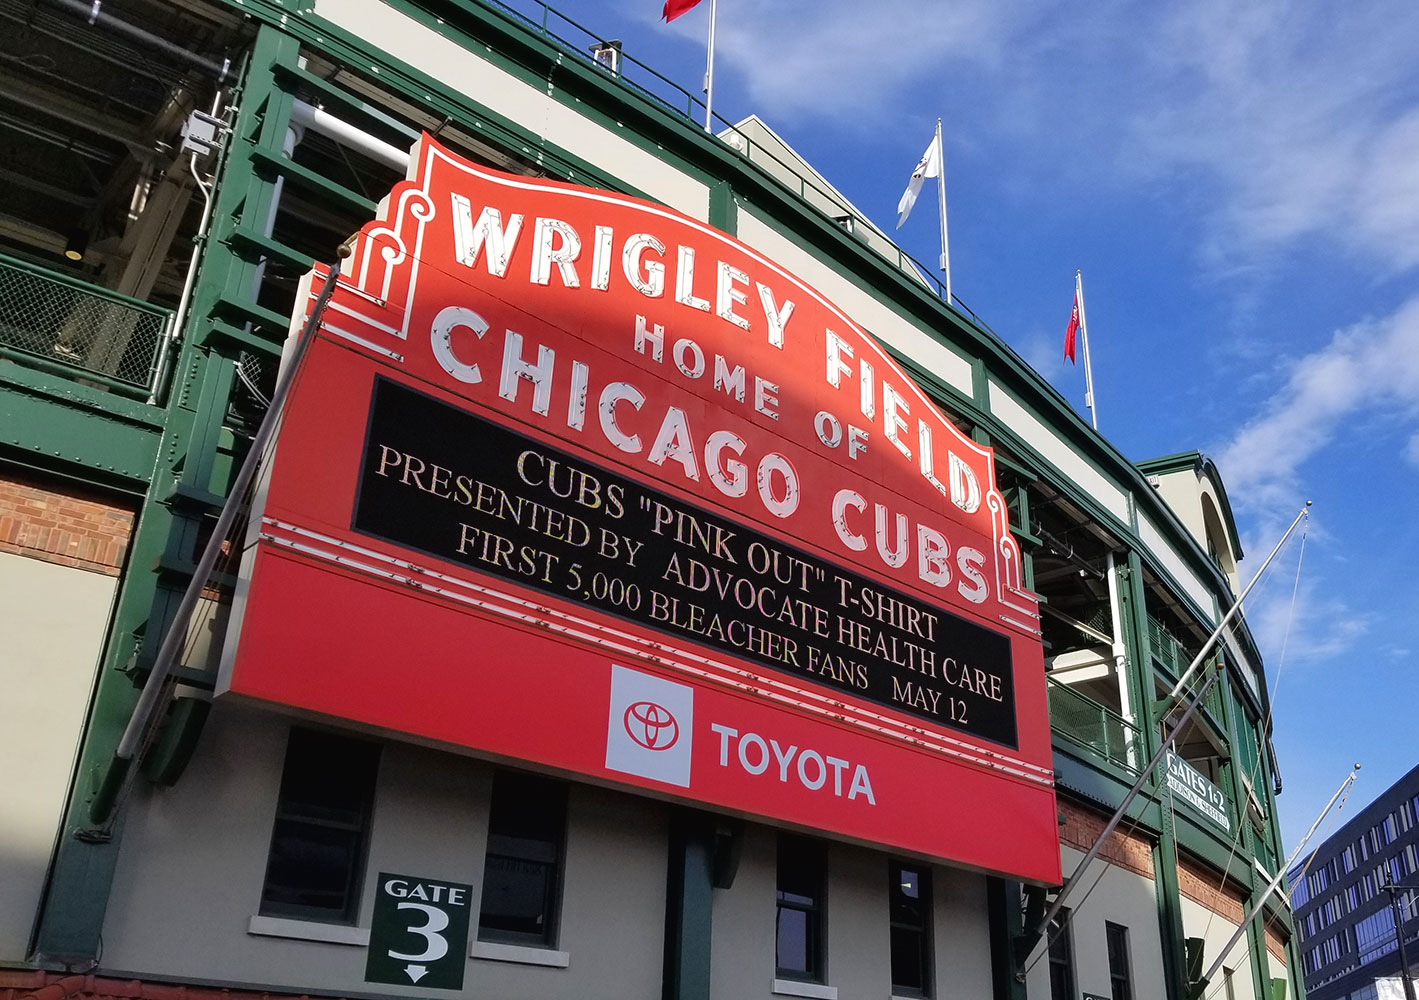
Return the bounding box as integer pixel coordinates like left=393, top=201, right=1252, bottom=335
left=1076, top=270, right=1097, bottom=429
left=702, top=0, right=717, bottom=131
left=935, top=118, right=951, bottom=304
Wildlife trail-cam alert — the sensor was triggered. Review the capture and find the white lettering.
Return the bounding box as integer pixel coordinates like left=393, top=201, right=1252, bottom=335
left=450, top=196, right=522, bottom=277
left=498, top=330, right=554, bottom=415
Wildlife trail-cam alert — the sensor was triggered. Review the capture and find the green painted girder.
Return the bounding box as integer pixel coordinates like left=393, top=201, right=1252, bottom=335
left=30, top=28, right=299, bottom=964
left=0, top=365, right=162, bottom=484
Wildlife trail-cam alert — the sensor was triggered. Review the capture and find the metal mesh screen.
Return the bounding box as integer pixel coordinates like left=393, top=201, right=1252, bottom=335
left=0, top=254, right=171, bottom=391
left=1047, top=677, right=1144, bottom=772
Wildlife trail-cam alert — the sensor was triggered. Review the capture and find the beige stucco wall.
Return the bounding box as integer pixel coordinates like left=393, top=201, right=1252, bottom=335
left=709, top=823, right=993, bottom=1000
left=0, top=551, right=116, bottom=962
left=311, top=0, right=710, bottom=223
left=1024, top=845, right=1168, bottom=1000
left=101, top=702, right=670, bottom=998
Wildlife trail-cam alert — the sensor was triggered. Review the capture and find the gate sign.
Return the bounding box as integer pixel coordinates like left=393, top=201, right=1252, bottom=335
left=1165, top=750, right=1231, bottom=832
left=365, top=872, right=472, bottom=990
left=219, top=135, right=1059, bottom=884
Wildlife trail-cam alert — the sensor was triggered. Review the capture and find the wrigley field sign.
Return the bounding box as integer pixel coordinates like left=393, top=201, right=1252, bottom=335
left=220, top=136, right=1059, bottom=883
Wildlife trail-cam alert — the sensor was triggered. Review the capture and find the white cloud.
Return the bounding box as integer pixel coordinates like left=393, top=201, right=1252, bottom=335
left=1128, top=2, right=1419, bottom=273
left=690, top=0, right=1041, bottom=121
left=659, top=0, right=1419, bottom=274
left=1242, top=576, right=1371, bottom=676
left=1216, top=292, right=1419, bottom=507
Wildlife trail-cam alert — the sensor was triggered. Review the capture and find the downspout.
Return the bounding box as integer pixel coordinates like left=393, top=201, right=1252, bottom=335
left=148, top=91, right=228, bottom=405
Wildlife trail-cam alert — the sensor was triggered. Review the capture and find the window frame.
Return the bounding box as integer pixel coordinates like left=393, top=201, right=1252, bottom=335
left=1105, top=921, right=1133, bottom=1000
left=1047, top=907, right=1077, bottom=1000
left=258, top=726, right=381, bottom=925
left=476, top=769, right=569, bottom=948
left=887, top=860, right=932, bottom=997
left=775, top=834, right=827, bottom=983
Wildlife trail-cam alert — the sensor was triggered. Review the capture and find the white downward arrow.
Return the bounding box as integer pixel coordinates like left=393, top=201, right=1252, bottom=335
left=403, top=965, right=428, bottom=983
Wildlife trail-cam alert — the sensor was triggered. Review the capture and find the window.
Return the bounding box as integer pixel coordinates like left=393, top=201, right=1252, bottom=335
left=1222, top=966, right=1236, bottom=1000
left=260, top=727, right=380, bottom=923
left=477, top=770, right=567, bottom=946
left=888, top=862, right=931, bottom=996
left=1355, top=908, right=1397, bottom=965
left=776, top=835, right=826, bottom=982
left=1106, top=922, right=1133, bottom=1000
left=1047, top=908, right=1076, bottom=1000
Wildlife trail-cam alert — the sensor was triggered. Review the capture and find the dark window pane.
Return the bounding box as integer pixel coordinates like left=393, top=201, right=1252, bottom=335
left=1106, top=922, right=1132, bottom=1000
left=776, top=835, right=824, bottom=981
left=890, top=925, right=926, bottom=992
left=477, top=770, right=567, bottom=946
left=259, top=728, right=379, bottom=923
left=889, top=862, right=931, bottom=996
left=1048, top=909, right=1075, bottom=1000
left=777, top=907, right=811, bottom=974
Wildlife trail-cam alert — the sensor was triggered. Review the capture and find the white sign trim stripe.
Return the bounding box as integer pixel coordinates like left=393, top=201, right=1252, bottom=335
left=257, top=517, right=1054, bottom=787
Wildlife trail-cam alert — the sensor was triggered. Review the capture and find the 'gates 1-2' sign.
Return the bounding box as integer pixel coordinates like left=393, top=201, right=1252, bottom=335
left=219, top=136, right=1059, bottom=883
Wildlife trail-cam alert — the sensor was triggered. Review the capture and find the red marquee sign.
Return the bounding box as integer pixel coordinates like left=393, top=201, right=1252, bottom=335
left=220, top=136, right=1059, bottom=884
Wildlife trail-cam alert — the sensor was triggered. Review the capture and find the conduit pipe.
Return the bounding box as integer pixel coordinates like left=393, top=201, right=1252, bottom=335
left=290, top=100, right=412, bottom=173
left=45, top=0, right=231, bottom=81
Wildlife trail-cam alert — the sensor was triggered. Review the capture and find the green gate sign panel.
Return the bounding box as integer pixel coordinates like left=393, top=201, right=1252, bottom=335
left=365, top=872, right=473, bottom=990
left=1164, top=750, right=1231, bottom=832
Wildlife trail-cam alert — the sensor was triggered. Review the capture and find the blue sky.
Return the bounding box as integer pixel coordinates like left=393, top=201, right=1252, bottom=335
left=542, top=0, right=1419, bottom=852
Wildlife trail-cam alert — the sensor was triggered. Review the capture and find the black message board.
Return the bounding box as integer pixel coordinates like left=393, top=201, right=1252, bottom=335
left=353, top=376, right=1018, bottom=748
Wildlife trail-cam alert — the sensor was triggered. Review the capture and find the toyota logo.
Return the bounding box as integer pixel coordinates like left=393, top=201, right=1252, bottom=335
left=624, top=701, right=680, bottom=750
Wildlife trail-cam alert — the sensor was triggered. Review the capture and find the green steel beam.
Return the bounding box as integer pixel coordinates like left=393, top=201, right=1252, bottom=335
left=0, top=368, right=161, bottom=484
left=31, top=27, right=300, bottom=963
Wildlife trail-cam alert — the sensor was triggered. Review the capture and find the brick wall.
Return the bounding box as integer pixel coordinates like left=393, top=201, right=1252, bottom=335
left=1176, top=852, right=1247, bottom=924
left=1264, top=917, right=1288, bottom=964
left=1060, top=800, right=1156, bottom=878
left=0, top=472, right=134, bottom=576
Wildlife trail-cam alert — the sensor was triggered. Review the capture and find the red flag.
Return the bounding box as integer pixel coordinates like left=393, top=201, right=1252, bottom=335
left=1064, top=294, right=1080, bottom=364
left=662, top=0, right=704, bottom=20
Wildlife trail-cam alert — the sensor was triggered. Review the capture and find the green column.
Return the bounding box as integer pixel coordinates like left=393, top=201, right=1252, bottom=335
left=31, top=26, right=301, bottom=963
left=663, top=810, right=716, bottom=1000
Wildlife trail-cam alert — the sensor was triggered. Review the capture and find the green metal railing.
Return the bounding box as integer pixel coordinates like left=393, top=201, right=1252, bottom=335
left=1149, top=615, right=1227, bottom=724
left=0, top=252, right=172, bottom=398
left=1047, top=675, right=1144, bottom=773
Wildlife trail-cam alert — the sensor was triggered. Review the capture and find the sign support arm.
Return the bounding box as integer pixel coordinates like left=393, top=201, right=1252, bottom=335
left=1191, top=765, right=1360, bottom=998
left=83, top=253, right=346, bottom=832
left=1017, top=503, right=1312, bottom=975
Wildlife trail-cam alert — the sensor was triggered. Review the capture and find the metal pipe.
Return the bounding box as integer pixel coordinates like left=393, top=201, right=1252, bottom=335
left=1384, top=873, right=1419, bottom=1000
left=85, top=256, right=345, bottom=829
left=1019, top=504, right=1315, bottom=973
left=45, top=0, right=231, bottom=81
left=148, top=92, right=225, bottom=405
left=1194, top=766, right=1360, bottom=996
left=290, top=100, right=411, bottom=172
left=1161, top=503, right=1309, bottom=705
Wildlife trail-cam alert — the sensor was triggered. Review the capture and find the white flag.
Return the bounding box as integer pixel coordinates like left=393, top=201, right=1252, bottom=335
left=896, top=133, right=941, bottom=229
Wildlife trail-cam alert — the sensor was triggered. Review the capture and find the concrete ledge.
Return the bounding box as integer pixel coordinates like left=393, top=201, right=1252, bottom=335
left=771, top=979, right=837, bottom=1000
left=246, top=915, right=369, bottom=946
left=469, top=940, right=570, bottom=968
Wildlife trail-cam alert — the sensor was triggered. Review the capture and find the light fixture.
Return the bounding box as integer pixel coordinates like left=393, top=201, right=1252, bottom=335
left=63, top=228, right=88, bottom=262
left=588, top=40, right=622, bottom=74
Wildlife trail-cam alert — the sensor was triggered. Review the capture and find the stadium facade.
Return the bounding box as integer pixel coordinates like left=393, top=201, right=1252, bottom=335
left=0, top=2, right=1303, bottom=999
